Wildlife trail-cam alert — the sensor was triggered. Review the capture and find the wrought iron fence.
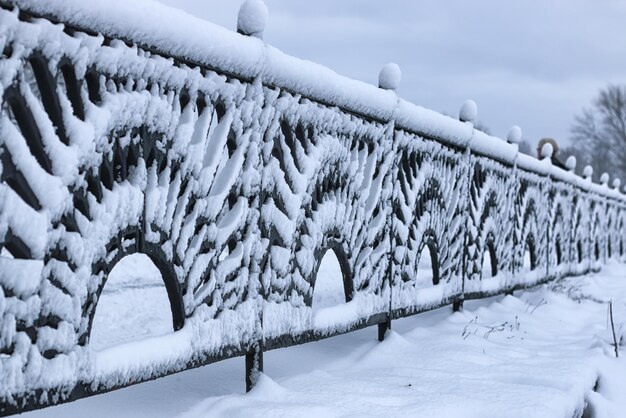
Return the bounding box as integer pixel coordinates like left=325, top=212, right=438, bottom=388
left=0, top=1, right=624, bottom=415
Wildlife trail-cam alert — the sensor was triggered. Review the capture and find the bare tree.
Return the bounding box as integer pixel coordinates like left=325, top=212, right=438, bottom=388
left=570, top=84, right=626, bottom=183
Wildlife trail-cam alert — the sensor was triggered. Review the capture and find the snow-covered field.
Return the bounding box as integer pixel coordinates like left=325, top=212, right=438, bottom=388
left=23, top=258, right=626, bottom=417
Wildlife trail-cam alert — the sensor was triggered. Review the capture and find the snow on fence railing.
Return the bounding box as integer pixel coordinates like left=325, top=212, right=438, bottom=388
left=0, top=0, right=625, bottom=415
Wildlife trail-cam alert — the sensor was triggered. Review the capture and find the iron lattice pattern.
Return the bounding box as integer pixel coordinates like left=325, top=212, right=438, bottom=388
left=0, top=5, right=625, bottom=415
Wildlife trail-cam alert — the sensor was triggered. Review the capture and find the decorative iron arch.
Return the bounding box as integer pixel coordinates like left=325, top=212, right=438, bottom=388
left=309, top=234, right=354, bottom=306
left=617, top=217, right=625, bottom=257
left=525, top=233, right=537, bottom=271
left=81, top=235, right=186, bottom=346
left=577, top=240, right=583, bottom=263
left=554, top=235, right=562, bottom=265
left=482, top=232, right=498, bottom=278
left=420, top=229, right=440, bottom=286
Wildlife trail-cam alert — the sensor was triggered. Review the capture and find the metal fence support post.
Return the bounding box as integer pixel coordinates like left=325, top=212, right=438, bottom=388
left=378, top=314, right=391, bottom=342
left=245, top=340, right=264, bottom=392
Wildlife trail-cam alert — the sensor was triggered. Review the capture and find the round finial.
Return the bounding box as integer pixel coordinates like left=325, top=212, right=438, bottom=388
left=565, top=156, right=576, bottom=171
left=583, top=165, right=593, bottom=178
left=507, top=125, right=522, bottom=144
left=237, top=0, right=269, bottom=38
left=378, top=63, right=401, bottom=91
left=540, top=142, right=553, bottom=160
left=600, top=172, right=609, bottom=185
left=459, top=100, right=477, bottom=123
left=613, top=178, right=621, bottom=190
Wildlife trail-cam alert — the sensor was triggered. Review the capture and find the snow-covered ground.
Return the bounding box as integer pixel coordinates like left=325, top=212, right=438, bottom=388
left=23, top=258, right=626, bottom=417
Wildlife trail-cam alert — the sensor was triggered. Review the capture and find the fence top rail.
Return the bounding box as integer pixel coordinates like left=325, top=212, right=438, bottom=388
left=3, top=0, right=624, bottom=202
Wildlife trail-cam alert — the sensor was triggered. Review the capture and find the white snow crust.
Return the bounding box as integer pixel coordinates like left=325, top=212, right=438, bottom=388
left=0, top=1, right=625, bottom=411
left=506, top=125, right=522, bottom=143
left=237, top=0, right=268, bottom=37
left=378, top=63, right=401, bottom=91
left=459, top=99, right=478, bottom=123
left=566, top=155, right=577, bottom=171
left=20, top=262, right=626, bottom=418
left=541, top=142, right=553, bottom=159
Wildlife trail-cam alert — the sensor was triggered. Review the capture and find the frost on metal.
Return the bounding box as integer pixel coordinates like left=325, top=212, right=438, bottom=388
left=0, top=2, right=625, bottom=416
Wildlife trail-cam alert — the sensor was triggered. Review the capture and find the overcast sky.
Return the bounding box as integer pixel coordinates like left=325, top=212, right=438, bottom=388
left=158, top=0, right=626, bottom=149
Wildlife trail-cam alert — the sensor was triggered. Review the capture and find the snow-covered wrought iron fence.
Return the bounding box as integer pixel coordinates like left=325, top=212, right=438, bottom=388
left=0, top=1, right=625, bottom=415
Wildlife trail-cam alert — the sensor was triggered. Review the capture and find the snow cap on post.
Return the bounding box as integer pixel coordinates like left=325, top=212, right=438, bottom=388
left=237, top=0, right=269, bottom=38
left=612, top=178, right=621, bottom=190
left=600, top=172, right=610, bottom=185
left=565, top=156, right=576, bottom=172
left=378, top=63, right=401, bottom=91
left=507, top=125, right=522, bottom=144
left=540, top=142, right=553, bottom=160
left=459, top=100, right=477, bottom=123
left=583, top=165, right=593, bottom=179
